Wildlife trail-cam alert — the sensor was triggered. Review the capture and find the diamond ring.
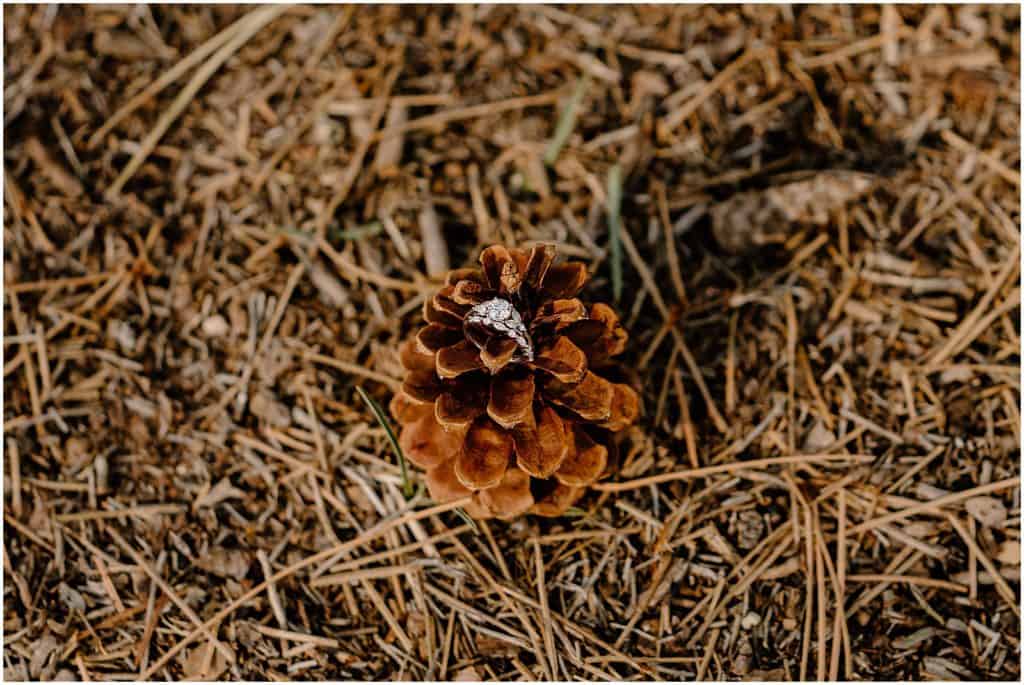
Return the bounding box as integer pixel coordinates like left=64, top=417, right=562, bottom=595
left=465, top=298, right=534, bottom=362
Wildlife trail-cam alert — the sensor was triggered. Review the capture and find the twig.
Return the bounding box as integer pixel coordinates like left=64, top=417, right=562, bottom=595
left=846, top=477, right=1019, bottom=534
left=106, top=5, right=287, bottom=198
left=139, top=497, right=471, bottom=679
left=594, top=454, right=873, bottom=492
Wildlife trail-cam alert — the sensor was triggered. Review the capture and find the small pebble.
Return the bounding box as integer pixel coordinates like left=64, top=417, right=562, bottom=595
left=741, top=611, right=761, bottom=630
left=202, top=314, right=230, bottom=338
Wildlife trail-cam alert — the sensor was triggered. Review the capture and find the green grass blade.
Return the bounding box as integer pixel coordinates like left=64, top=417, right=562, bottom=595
left=452, top=507, right=480, bottom=534
left=544, top=75, right=590, bottom=166
left=330, top=220, right=383, bottom=244
left=356, top=385, right=413, bottom=499
left=606, top=163, right=623, bottom=302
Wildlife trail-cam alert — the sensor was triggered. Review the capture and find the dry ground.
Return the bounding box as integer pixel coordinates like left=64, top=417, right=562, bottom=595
left=3, top=4, right=1021, bottom=681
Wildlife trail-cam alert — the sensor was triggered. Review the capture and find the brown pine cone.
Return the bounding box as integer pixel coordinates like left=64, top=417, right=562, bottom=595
left=389, top=244, right=640, bottom=519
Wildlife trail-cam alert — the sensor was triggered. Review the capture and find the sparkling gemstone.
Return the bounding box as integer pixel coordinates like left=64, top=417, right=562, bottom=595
left=466, top=298, right=533, bottom=362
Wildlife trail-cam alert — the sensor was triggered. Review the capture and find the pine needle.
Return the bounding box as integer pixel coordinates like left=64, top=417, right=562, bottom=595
left=543, top=75, right=590, bottom=166
left=606, top=162, right=623, bottom=302
left=356, top=386, right=413, bottom=499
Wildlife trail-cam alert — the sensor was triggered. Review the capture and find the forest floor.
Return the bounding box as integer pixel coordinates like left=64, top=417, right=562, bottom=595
left=3, top=4, right=1021, bottom=681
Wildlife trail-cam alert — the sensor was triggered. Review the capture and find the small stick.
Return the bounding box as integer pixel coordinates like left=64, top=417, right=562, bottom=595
left=106, top=528, right=234, bottom=664
left=613, top=554, right=671, bottom=648
left=662, top=48, right=769, bottom=129
left=799, top=347, right=834, bottom=430
left=314, top=65, right=401, bottom=244
left=837, top=489, right=847, bottom=592
left=106, top=6, right=288, bottom=197
left=925, top=249, right=1020, bottom=367
left=93, top=553, right=125, bottom=613
left=672, top=329, right=729, bottom=434
left=594, top=454, right=873, bottom=492
left=140, top=497, right=471, bottom=679
left=8, top=294, right=45, bottom=442
left=695, top=628, right=719, bottom=681
left=725, top=311, right=738, bottom=415
left=534, top=540, right=559, bottom=679
left=250, top=624, right=340, bottom=649
left=75, top=654, right=91, bottom=682
left=3, top=511, right=52, bottom=552
left=54, top=504, right=185, bottom=523
left=845, top=574, right=968, bottom=593
left=34, top=324, right=51, bottom=401
left=784, top=292, right=798, bottom=452
left=838, top=408, right=904, bottom=445
left=87, top=11, right=263, bottom=148
left=614, top=228, right=680, bottom=405
left=317, top=236, right=429, bottom=293
left=825, top=537, right=845, bottom=681
left=495, top=585, right=658, bottom=679
left=796, top=26, right=915, bottom=69
left=671, top=369, right=700, bottom=468
left=311, top=565, right=414, bottom=587
left=257, top=549, right=289, bottom=654
left=7, top=439, right=22, bottom=517
left=799, top=504, right=813, bottom=682
left=788, top=61, right=843, bottom=148
left=304, top=352, right=402, bottom=391
left=846, top=477, right=1019, bottom=534
left=946, top=514, right=1020, bottom=617
left=136, top=551, right=166, bottom=672
left=303, top=386, right=329, bottom=473
left=656, top=182, right=687, bottom=305
left=941, top=129, right=1020, bottom=186
left=968, top=514, right=978, bottom=601
left=812, top=507, right=827, bottom=680
left=374, top=90, right=565, bottom=144
left=361, top=579, right=414, bottom=653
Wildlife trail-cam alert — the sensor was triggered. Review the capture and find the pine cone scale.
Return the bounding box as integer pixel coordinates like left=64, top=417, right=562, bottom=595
left=415, top=324, right=460, bottom=353
left=543, top=371, right=615, bottom=422
left=455, top=417, right=512, bottom=489
left=435, top=340, right=484, bottom=378
left=478, top=468, right=533, bottom=520
left=401, top=370, right=443, bottom=404
left=487, top=371, right=534, bottom=429
left=424, top=459, right=472, bottom=503
left=480, top=337, right=518, bottom=373
left=400, top=413, right=460, bottom=470
left=511, top=405, right=569, bottom=479
left=533, top=336, right=587, bottom=383
left=538, top=262, right=588, bottom=299
left=554, top=428, right=608, bottom=487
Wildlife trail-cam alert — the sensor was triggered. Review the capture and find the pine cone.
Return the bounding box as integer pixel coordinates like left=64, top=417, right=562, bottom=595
left=389, top=244, right=640, bottom=519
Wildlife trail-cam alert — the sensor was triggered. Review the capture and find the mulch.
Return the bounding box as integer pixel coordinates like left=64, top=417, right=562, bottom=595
left=3, top=4, right=1020, bottom=681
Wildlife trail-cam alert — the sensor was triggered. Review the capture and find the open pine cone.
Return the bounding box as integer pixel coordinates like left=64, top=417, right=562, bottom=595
left=389, top=244, right=640, bottom=519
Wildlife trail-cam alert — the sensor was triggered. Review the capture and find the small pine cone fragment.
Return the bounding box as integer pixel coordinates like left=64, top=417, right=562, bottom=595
left=391, top=244, right=640, bottom=519
left=735, top=510, right=765, bottom=551
left=710, top=171, right=876, bottom=254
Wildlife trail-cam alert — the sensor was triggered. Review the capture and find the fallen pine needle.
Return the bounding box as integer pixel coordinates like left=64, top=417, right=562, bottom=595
left=593, top=454, right=874, bottom=492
